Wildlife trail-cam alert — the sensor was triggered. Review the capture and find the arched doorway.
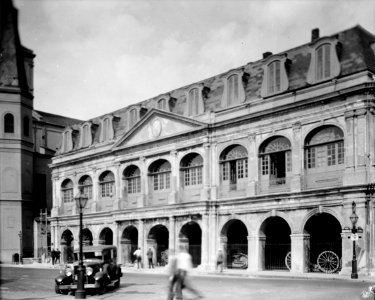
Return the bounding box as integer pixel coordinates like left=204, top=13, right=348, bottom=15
left=121, top=226, right=138, bottom=264
left=260, top=216, right=291, bottom=270
left=148, top=225, right=169, bottom=266
left=221, top=219, right=248, bottom=269
left=179, top=221, right=202, bottom=267
left=99, top=227, right=113, bottom=245
left=82, top=228, right=93, bottom=246
left=304, top=213, right=342, bottom=273
left=60, top=230, right=74, bottom=263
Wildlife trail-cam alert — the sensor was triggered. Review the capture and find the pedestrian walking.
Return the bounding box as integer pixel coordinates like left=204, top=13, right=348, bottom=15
left=216, top=249, right=224, bottom=272
left=168, top=245, right=203, bottom=300
left=133, top=247, right=142, bottom=269
left=147, top=247, right=154, bottom=268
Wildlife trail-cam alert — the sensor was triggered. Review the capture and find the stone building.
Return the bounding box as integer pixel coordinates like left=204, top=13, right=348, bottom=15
left=50, top=25, right=375, bottom=275
left=0, top=0, right=80, bottom=262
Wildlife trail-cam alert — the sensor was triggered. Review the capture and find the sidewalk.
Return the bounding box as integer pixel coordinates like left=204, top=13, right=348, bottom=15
left=3, top=261, right=375, bottom=283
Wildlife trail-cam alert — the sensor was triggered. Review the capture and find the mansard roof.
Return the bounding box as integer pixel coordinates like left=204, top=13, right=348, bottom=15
left=57, top=25, right=375, bottom=155
left=33, top=110, right=83, bottom=128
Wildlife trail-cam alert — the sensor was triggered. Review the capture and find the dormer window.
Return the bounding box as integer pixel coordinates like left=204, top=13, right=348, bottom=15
left=186, top=84, right=205, bottom=117
left=100, top=116, right=114, bottom=142
left=316, top=44, right=331, bottom=81
left=129, top=108, right=138, bottom=127
left=61, top=129, right=73, bottom=152
left=79, top=123, right=92, bottom=148
left=268, top=61, right=281, bottom=94
left=307, top=38, right=340, bottom=84
left=261, top=54, right=289, bottom=97
left=221, top=69, right=246, bottom=107
left=157, top=98, right=167, bottom=110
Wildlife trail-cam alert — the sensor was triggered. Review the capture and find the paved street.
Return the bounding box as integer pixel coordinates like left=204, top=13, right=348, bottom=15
left=1, top=266, right=373, bottom=300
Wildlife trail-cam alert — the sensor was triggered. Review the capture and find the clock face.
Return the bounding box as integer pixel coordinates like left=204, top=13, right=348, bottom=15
left=151, top=118, right=162, bottom=138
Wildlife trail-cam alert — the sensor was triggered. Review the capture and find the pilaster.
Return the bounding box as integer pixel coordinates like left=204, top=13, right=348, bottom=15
left=290, top=233, right=310, bottom=273
left=291, top=122, right=302, bottom=192
left=247, top=134, right=257, bottom=196
left=169, top=150, right=177, bottom=204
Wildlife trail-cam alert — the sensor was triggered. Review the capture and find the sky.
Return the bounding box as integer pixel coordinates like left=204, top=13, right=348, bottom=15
left=13, top=0, right=375, bottom=121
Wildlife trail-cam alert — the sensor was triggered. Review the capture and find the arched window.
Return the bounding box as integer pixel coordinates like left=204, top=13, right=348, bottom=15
left=23, top=116, right=29, bottom=137
left=305, top=126, right=344, bottom=169
left=259, top=137, right=291, bottom=185
left=61, top=179, right=74, bottom=203
left=79, top=175, right=92, bottom=199
left=220, top=145, right=248, bottom=184
left=180, top=153, right=203, bottom=187
left=99, top=171, right=115, bottom=198
left=149, top=160, right=171, bottom=191
left=124, top=165, right=141, bottom=194
left=157, top=99, right=167, bottom=110
left=4, top=113, right=14, bottom=133
left=81, top=124, right=90, bottom=147
left=188, top=88, right=199, bottom=116
left=227, top=74, right=239, bottom=106
left=102, top=118, right=110, bottom=141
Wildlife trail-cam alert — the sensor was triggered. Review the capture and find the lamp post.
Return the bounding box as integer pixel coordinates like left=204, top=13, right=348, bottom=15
left=75, top=187, right=88, bottom=299
left=350, top=201, right=359, bottom=279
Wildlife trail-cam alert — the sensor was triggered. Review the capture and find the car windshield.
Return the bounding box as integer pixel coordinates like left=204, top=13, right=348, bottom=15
left=74, top=251, right=102, bottom=261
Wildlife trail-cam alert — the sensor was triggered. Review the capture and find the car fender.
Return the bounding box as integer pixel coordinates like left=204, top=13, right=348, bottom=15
left=55, top=274, right=71, bottom=284
left=94, top=271, right=105, bottom=282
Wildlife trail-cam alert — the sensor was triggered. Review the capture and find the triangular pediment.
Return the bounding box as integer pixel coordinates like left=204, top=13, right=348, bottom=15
left=113, top=109, right=207, bottom=149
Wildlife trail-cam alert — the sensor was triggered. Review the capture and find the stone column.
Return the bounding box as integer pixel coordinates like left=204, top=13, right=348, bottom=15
left=291, top=122, right=302, bottom=192
left=290, top=233, right=310, bottom=273
left=169, top=150, right=178, bottom=204
left=201, top=143, right=211, bottom=200
left=168, top=216, right=176, bottom=256
left=91, top=168, right=98, bottom=213
left=51, top=176, right=59, bottom=217
left=219, top=236, right=228, bottom=268
left=138, top=219, right=145, bottom=261
left=247, top=234, right=266, bottom=271
left=247, top=134, right=257, bottom=196
left=139, top=157, right=147, bottom=207
left=208, top=209, right=218, bottom=270
left=113, top=164, right=121, bottom=210
left=210, top=143, right=218, bottom=200
left=343, top=110, right=355, bottom=185
left=200, top=213, right=210, bottom=269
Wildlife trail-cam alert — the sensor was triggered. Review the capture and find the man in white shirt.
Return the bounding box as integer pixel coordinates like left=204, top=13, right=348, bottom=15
left=133, top=247, right=142, bottom=269
left=172, top=246, right=203, bottom=300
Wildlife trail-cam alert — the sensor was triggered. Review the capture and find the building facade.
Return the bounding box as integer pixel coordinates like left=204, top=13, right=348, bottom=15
left=50, top=25, right=375, bottom=275
left=0, top=0, right=80, bottom=263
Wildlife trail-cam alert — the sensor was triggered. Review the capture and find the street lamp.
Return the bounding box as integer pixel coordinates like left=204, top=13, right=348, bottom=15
left=350, top=201, right=359, bottom=279
left=75, top=187, right=88, bottom=299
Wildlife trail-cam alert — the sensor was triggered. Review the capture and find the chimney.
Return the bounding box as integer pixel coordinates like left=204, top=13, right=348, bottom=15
left=311, top=28, right=320, bottom=42
left=262, top=51, right=272, bottom=59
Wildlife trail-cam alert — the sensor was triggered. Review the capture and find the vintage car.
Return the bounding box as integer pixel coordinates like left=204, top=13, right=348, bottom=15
left=55, top=245, right=122, bottom=295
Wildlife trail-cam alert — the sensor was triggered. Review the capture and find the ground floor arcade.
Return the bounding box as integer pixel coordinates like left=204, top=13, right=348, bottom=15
left=50, top=200, right=369, bottom=275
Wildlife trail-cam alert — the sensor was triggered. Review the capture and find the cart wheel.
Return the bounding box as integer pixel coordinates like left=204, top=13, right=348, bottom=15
left=317, top=251, right=339, bottom=273
left=285, top=251, right=291, bottom=270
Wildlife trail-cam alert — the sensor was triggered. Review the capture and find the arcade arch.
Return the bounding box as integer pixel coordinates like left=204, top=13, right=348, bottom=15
left=99, top=227, right=113, bottom=245
left=82, top=228, right=93, bottom=246
left=121, top=226, right=138, bottom=264
left=259, top=216, right=291, bottom=270
left=220, top=219, right=248, bottom=269
left=60, top=229, right=74, bottom=263
left=147, top=225, right=169, bottom=266
left=179, top=221, right=202, bottom=267
left=304, top=212, right=342, bottom=273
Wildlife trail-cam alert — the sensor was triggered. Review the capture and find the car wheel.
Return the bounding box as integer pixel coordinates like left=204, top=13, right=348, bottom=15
left=97, top=282, right=106, bottom=295
left=114, top=278, right=120, bottom=289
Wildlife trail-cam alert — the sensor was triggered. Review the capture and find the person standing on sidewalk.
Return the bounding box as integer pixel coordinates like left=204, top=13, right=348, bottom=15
left=55, top=248, right=61, bottom=265
left=51, top=248, right=56, bottom=265
left=216, top=249, right=224, bottom=272
left=147, top=248, right=154, bottom=268
left=133, top=247, right=142, bottom=269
